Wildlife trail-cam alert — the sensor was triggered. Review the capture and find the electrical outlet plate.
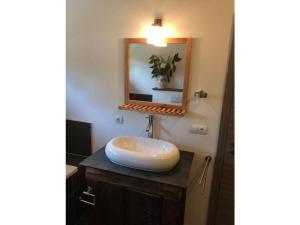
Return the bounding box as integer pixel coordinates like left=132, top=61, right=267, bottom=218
left=190, top=125, right=208, bottom=135
left=115, top=115, right=124, bottom=124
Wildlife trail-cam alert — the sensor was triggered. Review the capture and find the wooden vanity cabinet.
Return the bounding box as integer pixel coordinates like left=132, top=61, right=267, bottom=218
left=85, top=167, right=186, bottom=225
left=80, top=148, right=194, bottom=225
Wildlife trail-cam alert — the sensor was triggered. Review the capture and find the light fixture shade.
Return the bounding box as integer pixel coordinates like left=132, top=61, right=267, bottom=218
left=146, top=19, right=167, bottom=47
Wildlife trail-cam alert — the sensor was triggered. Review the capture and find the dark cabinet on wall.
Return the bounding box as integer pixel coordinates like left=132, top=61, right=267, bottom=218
left=80, top=148, right=194, bottom=225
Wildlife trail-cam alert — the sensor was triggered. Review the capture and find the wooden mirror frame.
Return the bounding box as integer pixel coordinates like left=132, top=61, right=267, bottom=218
left=119, top=38, right=192, bottom=117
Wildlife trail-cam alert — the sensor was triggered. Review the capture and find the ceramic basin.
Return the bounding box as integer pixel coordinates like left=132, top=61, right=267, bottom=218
left=105, top=136, right=180, bottom=172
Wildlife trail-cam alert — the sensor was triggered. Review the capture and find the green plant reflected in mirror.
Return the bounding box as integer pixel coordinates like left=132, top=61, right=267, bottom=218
left=121, top=38, right=192, bottom=117
left=149, top=53, right=182, bottom=81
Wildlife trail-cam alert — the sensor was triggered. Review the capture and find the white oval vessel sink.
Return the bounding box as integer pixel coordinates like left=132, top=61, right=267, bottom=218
left=105, top=136, right=180, bottom=172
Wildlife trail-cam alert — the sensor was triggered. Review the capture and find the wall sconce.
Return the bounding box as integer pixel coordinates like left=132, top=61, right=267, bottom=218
left=146, top=18, right=167, bottom=47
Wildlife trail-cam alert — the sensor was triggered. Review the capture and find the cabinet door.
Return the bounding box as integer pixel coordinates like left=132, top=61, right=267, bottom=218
left=124, top=189, right=162, bottom=225
left=214, top=104, right=234, bottom=225
left=161, top=198, right=184, bottom=225
left=87, top=181, right=124, bottom=225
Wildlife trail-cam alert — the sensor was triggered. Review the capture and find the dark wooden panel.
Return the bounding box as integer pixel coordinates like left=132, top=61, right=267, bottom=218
left=214, top=103, right=234, bottom=225
left=207, top=28, right=234, bottom=225
left=67, top=168, right=88, bottom=225
left=224, top=105, right=234, bottom=164
left=85, top=167, right=188, bottom=225
left=124, top=189, right=162, bottom=225
left=66, top=153, right=88, bottom=167
left=214, top=162, right=234, bottom=225
left=161, top=196, right=185, bottom=225
left=66, top=194, right=75, bottom=225
left=66, top=119, right=92, bottom=157
left=87, top=181, right=124, bottom=225
left=86, top=167, right=183, bottom=201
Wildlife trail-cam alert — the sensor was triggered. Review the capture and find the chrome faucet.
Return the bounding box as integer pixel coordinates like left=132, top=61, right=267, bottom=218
left=146, top=115, right=154, bottom=138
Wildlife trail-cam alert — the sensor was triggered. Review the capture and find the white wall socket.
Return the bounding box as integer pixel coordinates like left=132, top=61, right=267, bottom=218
left=115, top=115, right=124, bottom=124
left=190, top=125, right=208, bottom=134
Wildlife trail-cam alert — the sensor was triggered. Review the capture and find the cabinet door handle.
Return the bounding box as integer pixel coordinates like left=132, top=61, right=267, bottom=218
left=79, top=186, right=96, bottom=207
left=79, top=198, right=95, bottom=206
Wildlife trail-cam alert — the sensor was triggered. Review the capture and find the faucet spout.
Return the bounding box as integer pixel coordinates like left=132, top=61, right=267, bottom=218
left=146, top=115, right=154, bottom=138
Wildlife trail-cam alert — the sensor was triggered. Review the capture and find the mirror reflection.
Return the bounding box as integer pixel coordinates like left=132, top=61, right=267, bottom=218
left=129, top=43, right=186, bottom=105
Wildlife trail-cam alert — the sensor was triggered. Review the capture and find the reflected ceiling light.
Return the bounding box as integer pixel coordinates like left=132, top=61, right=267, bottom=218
left=146, top=19, right=167, bottom=47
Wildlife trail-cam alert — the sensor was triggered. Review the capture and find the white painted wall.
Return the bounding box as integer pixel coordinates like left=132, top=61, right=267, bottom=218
left=66, top=0, right=233, bottom=225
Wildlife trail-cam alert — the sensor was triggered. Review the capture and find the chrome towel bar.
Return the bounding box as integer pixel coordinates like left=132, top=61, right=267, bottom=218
left=198, top=156, right=212, bottom=194
left=79, top=186, right=96, bottom=206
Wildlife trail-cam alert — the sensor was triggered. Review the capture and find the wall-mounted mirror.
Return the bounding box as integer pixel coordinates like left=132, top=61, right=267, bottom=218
left=120, top=38, right=192, bottom=116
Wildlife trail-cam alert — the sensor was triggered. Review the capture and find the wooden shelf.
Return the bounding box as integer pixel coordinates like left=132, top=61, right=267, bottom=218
left=119, top=103, right=186, bottom=117
left=152, top=87, right=183, bottom=92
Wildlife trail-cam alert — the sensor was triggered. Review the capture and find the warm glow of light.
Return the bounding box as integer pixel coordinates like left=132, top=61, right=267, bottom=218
left=146, top=25, right=168, bottom=47
left=163, top=23, right=178, bottom=37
